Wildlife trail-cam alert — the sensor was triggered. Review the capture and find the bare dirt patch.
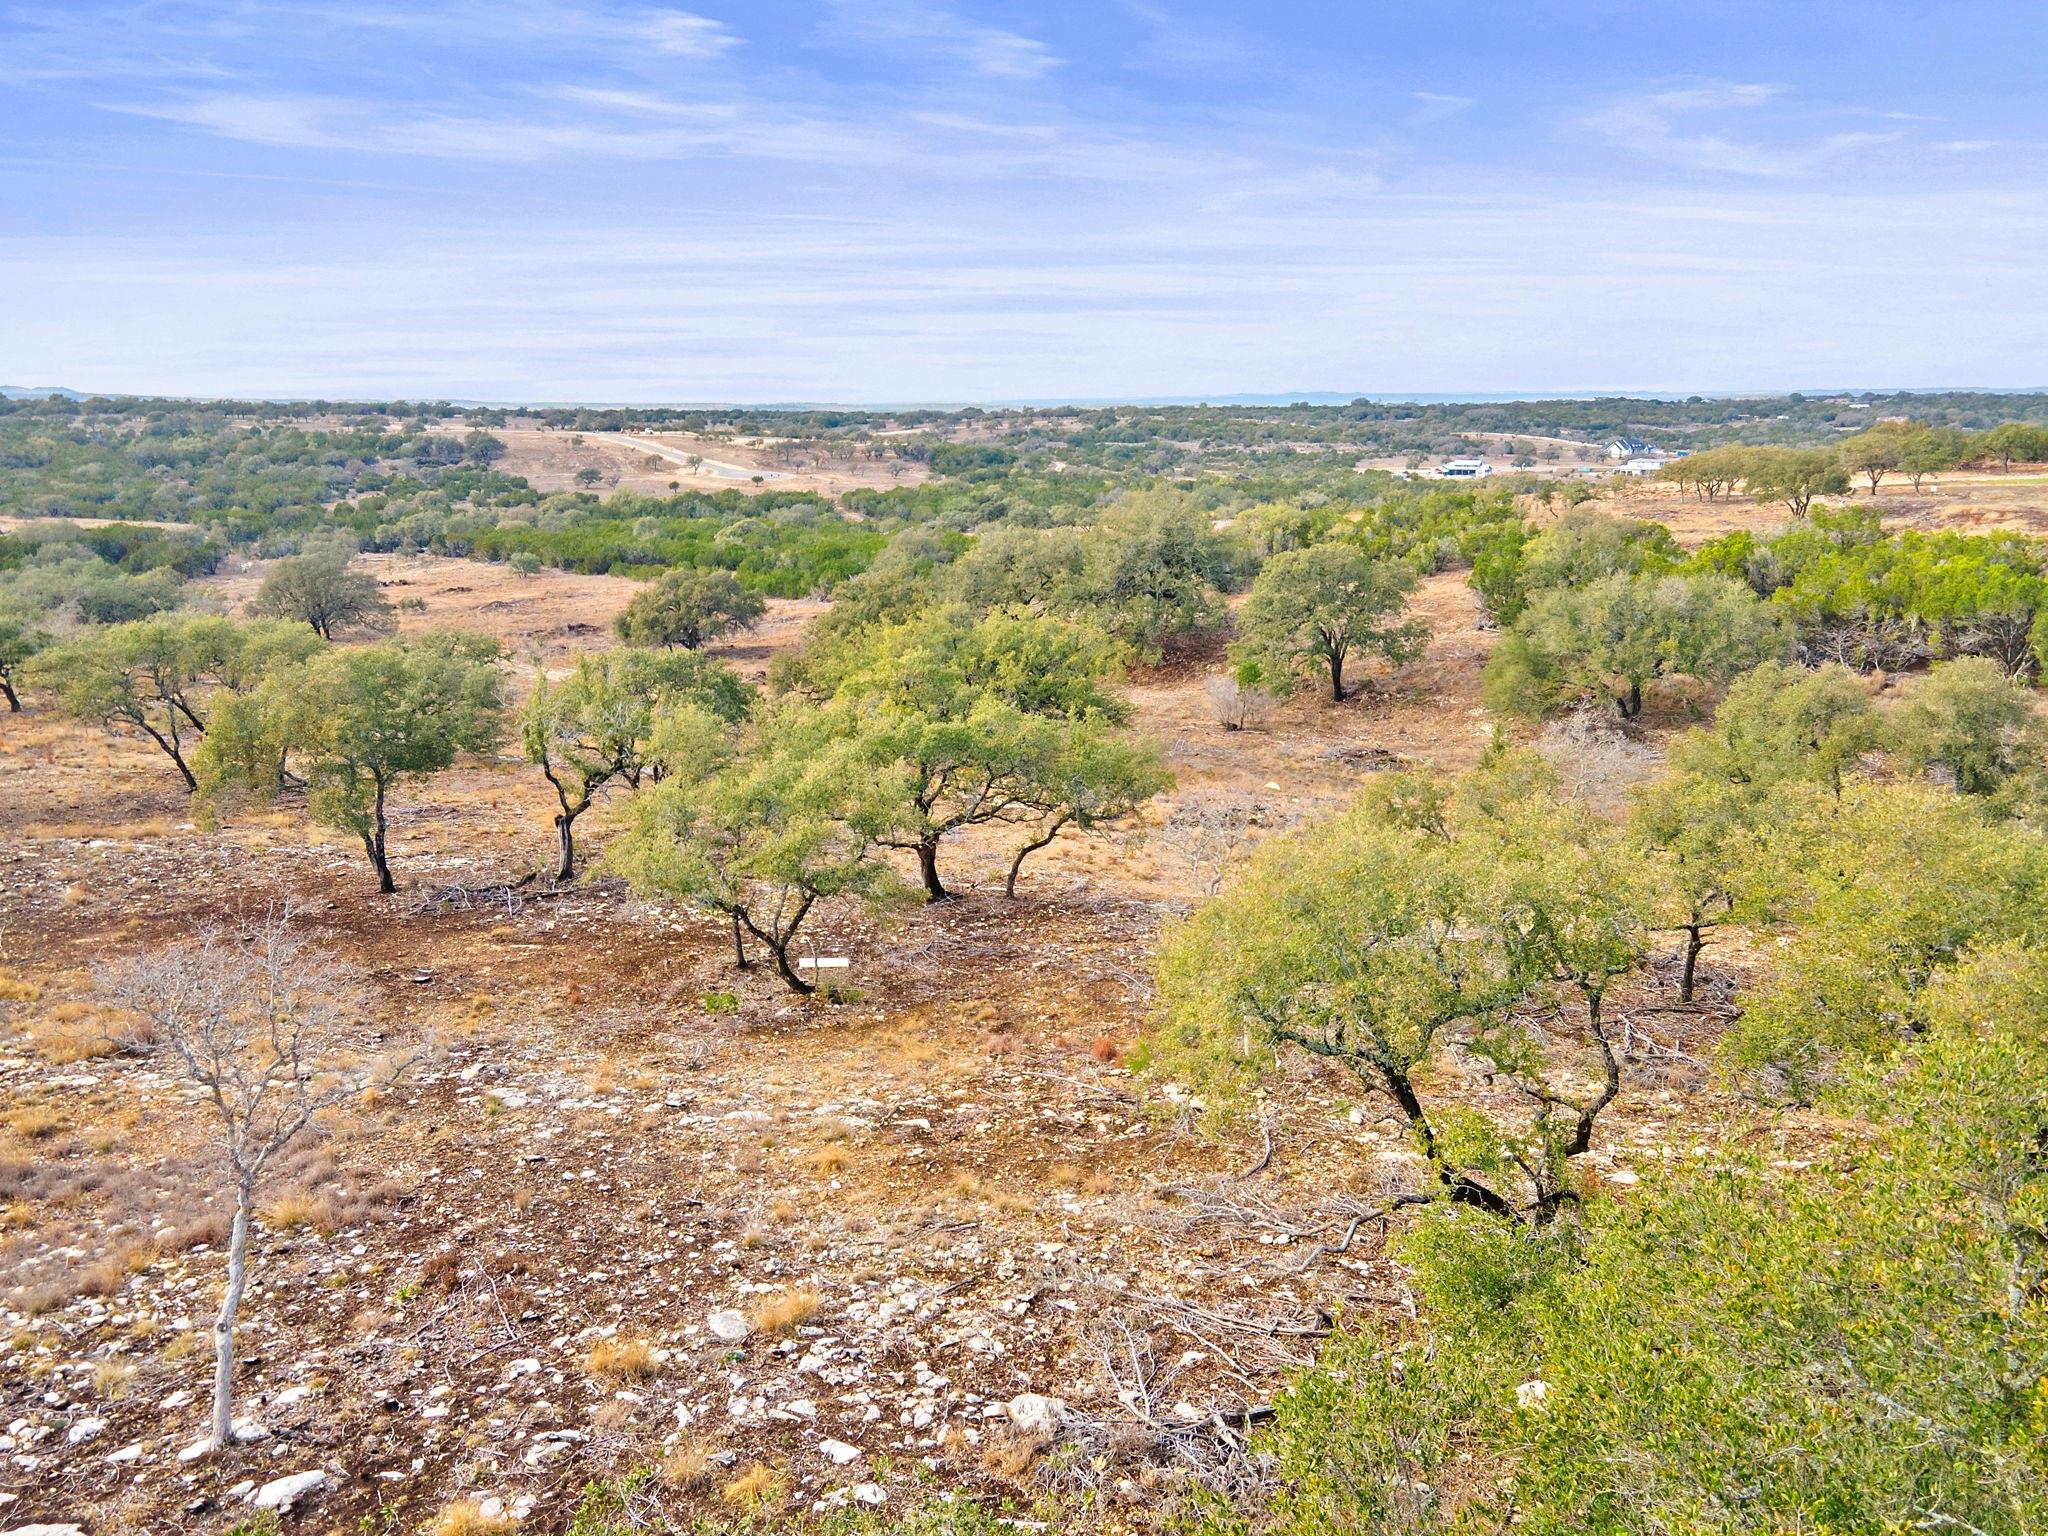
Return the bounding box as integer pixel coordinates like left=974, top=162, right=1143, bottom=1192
left=462, top=429, right=926, bottom=500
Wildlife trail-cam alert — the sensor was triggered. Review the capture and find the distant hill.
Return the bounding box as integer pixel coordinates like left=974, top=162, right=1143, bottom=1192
left=0, top=385, right=84, bottom=400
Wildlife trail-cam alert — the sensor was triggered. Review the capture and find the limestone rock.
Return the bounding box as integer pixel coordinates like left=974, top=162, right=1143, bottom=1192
left=250, top=1470, right=333, bottom=1512
left=706, top=1309, right=751, bottom=1344
left=1004, top=1393, right=1068, bottom=1435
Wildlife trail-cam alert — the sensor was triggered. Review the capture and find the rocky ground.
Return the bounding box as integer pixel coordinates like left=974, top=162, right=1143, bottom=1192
left=0, top=497, right=1875, bottom=1534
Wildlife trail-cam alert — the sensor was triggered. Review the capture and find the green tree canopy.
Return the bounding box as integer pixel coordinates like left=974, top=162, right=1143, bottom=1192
left=202, top=633, right=505, bottom=892
left=249, top=551, right=393, bottom=639
left=1476, top=509, right=1682, bottom=624
left=1243, top=989, right=2048, bottom=1536
left=521, top=647, right=755, bottom=881
left=836, top=693, right=1067, bottom=902
left=611, top=567, right=767, bottom=649
left=1890, top=655, right=2048, bottom=797
left=31, top=614, right=322, bottom=789
left=1740, top=445, right=1849, bottom=518
left=1152, top=758, right=1655, bottom=1226
left=1230, top=544, right=1427, bottom=702
left=1486, top=574, right=1790, bottom=718
left=604, top=701, right=900, bottom=993
left=1723, top=779, right=2048, bottom=1095
left=1981, top=420, right=2048, bottom=473
left=1667, top=659, right=1879, bottom=792
left=1839, top=423, right=1906, bottom=493
left=999, top=722, right=1171, bottom=897
left=800, top=605, right=1130, bottom=724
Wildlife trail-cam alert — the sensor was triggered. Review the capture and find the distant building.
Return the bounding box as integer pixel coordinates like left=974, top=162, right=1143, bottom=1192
left=1604, top=436, right=1655, bottom=459
left=1436, top=458, right=1493, bottom=478
left=1615, top=457, right=1664, bottom=477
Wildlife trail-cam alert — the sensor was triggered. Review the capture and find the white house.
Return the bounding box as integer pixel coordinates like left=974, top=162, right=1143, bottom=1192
left=1604, top=436, right=1655, bottom=459
left=1614, top=457, right=1664, bottom=477
left=1436, top=458, right=1493, bottom=478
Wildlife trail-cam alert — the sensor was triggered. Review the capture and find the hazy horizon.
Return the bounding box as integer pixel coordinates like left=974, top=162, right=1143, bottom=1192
left=10, top=386, right=2048, bottom=413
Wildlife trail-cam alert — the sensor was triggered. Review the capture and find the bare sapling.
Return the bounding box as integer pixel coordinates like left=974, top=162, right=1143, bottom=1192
left=105, top=912, right=410, bottom=1454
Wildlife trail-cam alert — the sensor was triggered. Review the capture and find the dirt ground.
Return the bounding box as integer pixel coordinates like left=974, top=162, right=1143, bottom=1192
left=461, top=429, right=927, bottom=500
left=1602, top=467, right=2048, bottom=545
left=0, top=486, right=1957, bottom=1533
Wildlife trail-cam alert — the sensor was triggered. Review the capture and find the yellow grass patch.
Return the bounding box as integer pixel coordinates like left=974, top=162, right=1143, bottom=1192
left=7, top=1106, right=66, bottom=1141
left=584, top=1337, right=659, bottom=1382
left=747, top=1287, right=822, bottom=1336
left=424, top=1500, right=517, bottom=1536
left=719, top=1464, right=782, bottom=1510
left=661, top=1439, right=716, bottom=1491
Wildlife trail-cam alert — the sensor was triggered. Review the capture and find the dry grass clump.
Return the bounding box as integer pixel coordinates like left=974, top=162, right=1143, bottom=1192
left=93, top=1358, right=137, bottom=1399
left=35, top=1029, right=118, bottom=1065
left=7, top=1106, right=66, bottom=1141
left=747, top=1287, right=822, bottom=1337
left=0, top=969, right=43, bottom=1003
left=585, top=1337, right=659, bottom=1382
left=3, top=1199, right=33, bottom=1230
left=660, top=1439, right=716, bottom=1491
left=589, top=1399, right=636, bottom=1433
left=262, top=1190, right=339, bottom=1233
left=163, top=1331, right=206, bottom=1363
left=980, top=1425, right=1052, bottom=1478
left=165, top=1211, right=231, bottom=1252
left=28, top=999, right=120, bottom=1064
left=418, top=1250, right=462, bottom=1296
left=79, top=1245, right=152, bottom=1298
left=805, top=1145, right=851, bottom=1177
left=15, top=1284, right=66, bottom=1318
left=424, top=1500, right=517, bottom=1536
left=719, top=1463, right=782, bottom=1510
left=1048, top=1163, right=1119, bottom=1196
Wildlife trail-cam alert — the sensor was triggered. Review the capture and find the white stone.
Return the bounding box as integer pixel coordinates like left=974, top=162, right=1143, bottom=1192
left=1004, top=1393, right=1068, bottom=1435
left=818, top=1438, right=863, bottom=1465
left=105, top=1444, right=142, bottom=1465
left=2, top=1526, right=87, bottom=1536
left=250, top=1469, right=333, bottom=1511
left=229, top=1417, right=270, bottom=1443
left=706, top=1309, right=751, bottom=1344
left=64, top=1418, right=105, bottom=1446
left=1515, top=1379, right=1552, bottom=1410
left=851, top=1483, right=887, bottom=1506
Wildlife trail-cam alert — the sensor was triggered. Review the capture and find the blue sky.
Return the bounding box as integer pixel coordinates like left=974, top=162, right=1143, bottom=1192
left=3, top=1, right=2045, bottom=403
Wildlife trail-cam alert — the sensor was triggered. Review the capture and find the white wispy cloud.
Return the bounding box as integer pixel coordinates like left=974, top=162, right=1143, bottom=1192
left=1409, top=90, right=1473, bottom=123
left=1579, top=82, right=1900, bottom=177
left=110, top=90, right=894, bottom=164
left=830, top=1, right=1060, bottom=79
left=0, top=1, right=738, bottom=85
